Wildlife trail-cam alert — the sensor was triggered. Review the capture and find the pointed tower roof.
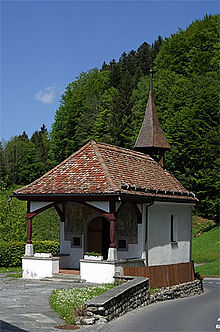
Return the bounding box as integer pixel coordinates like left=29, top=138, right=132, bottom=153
left=134, top=67, right=171, bottom=153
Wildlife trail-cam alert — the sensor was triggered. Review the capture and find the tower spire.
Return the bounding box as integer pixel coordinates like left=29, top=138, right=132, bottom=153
left=134, top=65, right=171, bottom=166
left=149, top=62, right=153, bottom=92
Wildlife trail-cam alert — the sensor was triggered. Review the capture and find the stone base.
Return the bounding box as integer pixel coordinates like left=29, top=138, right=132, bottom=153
left=80, top=258, right=145, bottom=284
left=22, top=256, right=59, bottom=279
left=107, top=248, right=117, bottom=261
left=25, top=244, right=34, bottom=257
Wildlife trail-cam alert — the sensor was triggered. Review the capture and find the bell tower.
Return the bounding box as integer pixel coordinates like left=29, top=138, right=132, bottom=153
left=134, top=66, right=171, bottom=166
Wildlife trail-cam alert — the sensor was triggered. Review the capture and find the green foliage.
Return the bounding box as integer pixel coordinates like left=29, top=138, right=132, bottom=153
left=0, top=187, right=27, bottom=242
left=50, top=69, right=112, bottom=163
left=0, top=241, right=60, bottom=267
left=0, top=187, right=60, bottom=243
left=30, top=124, right=51, bottom=173
left=85, top=252, right=102, bottom=256
left=1, top=126, right=52, bottom=187
left=155, top=15, right=219, bottom=76
left=32, top=208, right=60, bottom=241
left=0, top=242, right=25, bottom=267
left=149, top=287, right=158, bottom=295
left=50, top=284, right=115, bottom=324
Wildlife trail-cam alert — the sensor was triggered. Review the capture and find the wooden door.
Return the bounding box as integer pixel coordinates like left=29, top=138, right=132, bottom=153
left=87, top=217, right=102, bottom=254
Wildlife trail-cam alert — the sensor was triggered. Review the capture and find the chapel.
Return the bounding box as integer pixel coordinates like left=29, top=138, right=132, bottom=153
left=12, top=68, right=197, bottom=282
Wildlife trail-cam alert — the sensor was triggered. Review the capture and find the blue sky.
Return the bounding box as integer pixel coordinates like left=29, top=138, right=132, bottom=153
left=1, top=0, right=219, bottom=142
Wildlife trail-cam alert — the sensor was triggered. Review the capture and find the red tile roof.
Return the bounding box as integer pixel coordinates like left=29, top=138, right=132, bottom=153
left=13, top=141, right=197, bottom=202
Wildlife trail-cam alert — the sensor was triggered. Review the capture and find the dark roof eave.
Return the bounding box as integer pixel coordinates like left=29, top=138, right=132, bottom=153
left=11, top=192, right=121, bottom=202
left=11, top=191, right=198, bottom=204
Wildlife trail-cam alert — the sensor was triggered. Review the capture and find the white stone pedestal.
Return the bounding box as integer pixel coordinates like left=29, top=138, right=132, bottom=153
left=25, top=244, right=34, bottom=256
left=22, top=256, right=59, bottom=279
left=107, top=248, right=117, bottom=261
left=80, top=258, right=145, bottom=284
left=80, top=260, right=116, bottom=283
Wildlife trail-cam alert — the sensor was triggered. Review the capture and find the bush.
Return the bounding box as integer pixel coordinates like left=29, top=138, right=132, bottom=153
left=0, top=241, right=60, bottom=267
left=192, top=216, right=215, bottom=238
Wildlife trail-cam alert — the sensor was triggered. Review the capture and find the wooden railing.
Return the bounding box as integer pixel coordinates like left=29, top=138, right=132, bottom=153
left=123, top=262, right=195, bottom=288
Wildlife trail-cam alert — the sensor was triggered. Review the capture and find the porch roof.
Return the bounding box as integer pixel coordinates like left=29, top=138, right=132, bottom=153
left=12, top=141, right=197, bottom=203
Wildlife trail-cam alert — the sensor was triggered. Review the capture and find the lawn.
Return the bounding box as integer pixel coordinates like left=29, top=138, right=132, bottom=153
left=0, top=267, right=22, bottom=273
left=194, top=258, right=220, bottom=276
left=192, top=225, right=220, bottom=276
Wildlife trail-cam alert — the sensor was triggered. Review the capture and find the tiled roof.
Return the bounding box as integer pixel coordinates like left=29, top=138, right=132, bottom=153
left=13, top=141, right=197, bottom=202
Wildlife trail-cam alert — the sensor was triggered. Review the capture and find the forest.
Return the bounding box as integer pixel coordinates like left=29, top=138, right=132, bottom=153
left=0, top=14, right=219, bottom=244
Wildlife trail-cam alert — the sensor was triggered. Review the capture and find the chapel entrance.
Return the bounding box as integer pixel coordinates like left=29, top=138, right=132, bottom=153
left=87, top=217, right=110, bottom=260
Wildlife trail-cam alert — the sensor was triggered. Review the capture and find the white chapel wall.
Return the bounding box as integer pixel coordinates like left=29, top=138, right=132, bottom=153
left=60, top=221, right=83, bottom=269
left=147, top=202, right=193, bottom=266
left=117, top=224, right=142, bottom=259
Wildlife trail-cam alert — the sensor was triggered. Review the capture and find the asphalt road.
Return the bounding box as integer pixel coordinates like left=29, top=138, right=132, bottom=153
left=0, top=277, right=219, bottom=332
left=93, top=278, right=220, bottom=332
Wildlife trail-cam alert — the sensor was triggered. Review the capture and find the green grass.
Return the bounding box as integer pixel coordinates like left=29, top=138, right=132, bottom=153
left=195, top=258, right=220, bottom=276
left=50, top=284, right=115, bottom=325
left=192, top=225, right=220, bottom=263
left=4, top=272, right=22, bottom=278
left=0, top=267, right=22, bottom=273
left=192, top=225, right=220, bottom=276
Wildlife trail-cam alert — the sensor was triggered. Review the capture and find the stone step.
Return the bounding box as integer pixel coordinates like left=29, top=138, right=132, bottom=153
left=54, top=273, right=82, bottom=280
left=41, top=273, right=84, bottom=283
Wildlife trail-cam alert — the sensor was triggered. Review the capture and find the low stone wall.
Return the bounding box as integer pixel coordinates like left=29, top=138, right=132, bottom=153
left=82, top=277, right=203, bottom=325
left=84, top=277, right=149, bottom=324
left=149, top=279, right=203, bottom=303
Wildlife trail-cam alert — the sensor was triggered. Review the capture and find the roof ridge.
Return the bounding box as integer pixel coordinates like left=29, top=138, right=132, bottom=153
left=96, top=141, right=155, bottom=160
left=13, top=141, right=92, bottom=194
left=91, top=141, right=120, bottom=192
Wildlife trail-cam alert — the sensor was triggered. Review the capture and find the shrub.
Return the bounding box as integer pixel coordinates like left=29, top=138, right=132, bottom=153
left=0, top=241, right=60, bottom=267
left=192, top=216, right=215, bottom=238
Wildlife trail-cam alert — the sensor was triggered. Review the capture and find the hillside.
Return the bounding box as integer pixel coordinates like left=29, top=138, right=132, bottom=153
left=192, top=225, right=220, bottom=276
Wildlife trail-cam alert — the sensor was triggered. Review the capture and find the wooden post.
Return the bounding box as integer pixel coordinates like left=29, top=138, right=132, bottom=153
left=27, top=218, right=32, bottom=244
left=103, top=212, right=117, bottom=260
left=110, top=216, right=116, bottom=248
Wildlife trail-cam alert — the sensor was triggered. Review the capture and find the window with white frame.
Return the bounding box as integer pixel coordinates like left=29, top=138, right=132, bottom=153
left=170, top=215, right=178, bottom=242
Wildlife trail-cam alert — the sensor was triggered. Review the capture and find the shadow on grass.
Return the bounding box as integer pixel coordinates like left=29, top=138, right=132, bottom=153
left=0, top=320, right=27, bottom=331
left=202, top=223, right=219, bottom=235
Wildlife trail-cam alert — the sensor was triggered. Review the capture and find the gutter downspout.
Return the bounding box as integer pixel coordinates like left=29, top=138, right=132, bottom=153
left=141, top=201, right=154, bottom=265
